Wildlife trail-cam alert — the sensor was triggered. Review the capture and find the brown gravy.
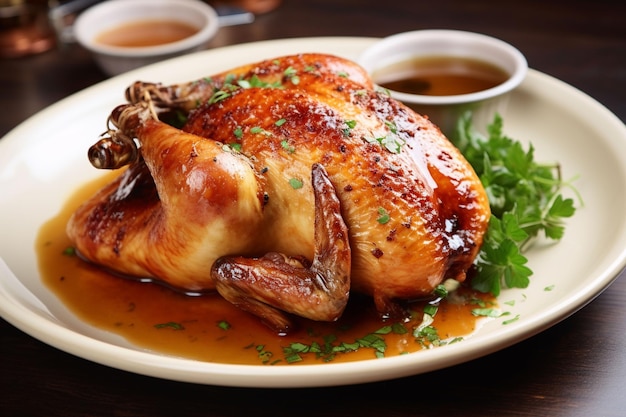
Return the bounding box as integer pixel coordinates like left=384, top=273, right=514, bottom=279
left=36, top=172, right=495, bottom=365
left=96, top=19, right=199, bottom=48
left=375, top=55, right=509, bottom=96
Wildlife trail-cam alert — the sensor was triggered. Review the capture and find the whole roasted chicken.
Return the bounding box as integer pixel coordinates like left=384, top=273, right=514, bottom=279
left=67, top=53, right=490, bottom=332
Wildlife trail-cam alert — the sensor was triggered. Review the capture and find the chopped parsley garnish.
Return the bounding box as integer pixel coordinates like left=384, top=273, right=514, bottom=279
left=254, top=344, right=275, bottom=364
left=385, top=120, right=398, bottom=133
left=343, top=119, right=357, bottom=137
left=62, top=246, right=76, bottom=256
left=237, top=74, right=281, bottom=89
left=471, top=308, right=509, bottom=318
left=282, top=324, right=407, bottom=363
left=376, top=207, right=390, bottom=224
left=207, top=90, right=230, bottom=105
left=280, top=139, right=295, bottom=153
left=502, top=315, right=521, bottom=325
left=154, top=321, right=185, bottom=330
left=207, top=73, right=287, bottom=107
left=250, top=126, right=271, bottom=136
left=289, top=178, right=303, bottom=189
left=433, top=284, right=449, bottom=299
left=452, top=113, right=580, bottom=296
left=366, top=131, right=406, bottom=154
left=217, top=320, right=231, bottom=331
left=227, top=143, right=241, bottom=152
left=284, top=66, right=300, bottom=85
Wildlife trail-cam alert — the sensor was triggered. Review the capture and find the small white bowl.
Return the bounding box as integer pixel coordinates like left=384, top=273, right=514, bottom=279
left=74, top=0, right=219, bottom=76
left=358, top=30, right=528, bottom=136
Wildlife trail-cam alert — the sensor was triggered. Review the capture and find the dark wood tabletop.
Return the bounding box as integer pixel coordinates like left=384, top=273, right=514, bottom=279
left=2, top=1, right=625, bottom=416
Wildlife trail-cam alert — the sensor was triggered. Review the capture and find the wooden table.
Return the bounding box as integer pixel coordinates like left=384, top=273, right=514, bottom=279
left=2, top=1, right=625, bottom=416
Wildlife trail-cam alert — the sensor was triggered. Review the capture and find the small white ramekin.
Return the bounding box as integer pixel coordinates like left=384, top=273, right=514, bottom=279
left=358, top=30, right=528, bottom=136
left=74, top=0, right=219, bottom=76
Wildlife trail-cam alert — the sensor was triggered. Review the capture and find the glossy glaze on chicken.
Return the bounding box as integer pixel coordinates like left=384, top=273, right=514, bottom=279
left=67, top=53, right=490, bottom=332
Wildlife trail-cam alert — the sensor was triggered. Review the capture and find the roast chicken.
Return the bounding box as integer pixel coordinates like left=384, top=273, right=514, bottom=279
left=67, top=53, right=490, bottom=332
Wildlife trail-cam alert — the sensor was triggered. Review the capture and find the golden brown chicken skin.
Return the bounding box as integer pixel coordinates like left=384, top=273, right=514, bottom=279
left=67, top=53, right=490, bottom=332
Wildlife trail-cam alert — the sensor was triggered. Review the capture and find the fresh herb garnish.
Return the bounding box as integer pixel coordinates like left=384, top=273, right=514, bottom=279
left=385, top=120, right=398, bottom=133
left=254, top=344, right=276, bottom=364
left=284, top=66, right=300, bottom=85
left=154, top=321, right=185, bottom=330
left=288, top=178, right=303, bottom=189
left=207, top=89, right=231, bottom=105
left=471, top=308, right=509, bottom=318
left=282, top=324, right=407, bottom=363
left=227, top=143, right=241, bottom=152
left=376, top=207, right=390, bottom=224
left=249, top=126, right=272, bottom=136
left=366, top=130, right=406, bottom=154
left=280, top=139, right=295, bottom=153
left=343, top=119, right=357, bottom=137
left=62, top=246, right=76, bottom=256
left=413, top=306, right=439, bottom=347
left=217, top=320, right=231, bottom=330
left=452, top=113, right=580, bottom=296
left=238, top=74, right=281, bottom=89
left=502, top=315, right=521, bottom=325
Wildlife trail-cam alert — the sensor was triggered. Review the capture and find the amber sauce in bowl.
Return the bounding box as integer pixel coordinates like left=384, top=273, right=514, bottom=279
left=376, top=56, right=509, bottom=97
left=359, top=30, right=528, bottom=137
left=37, top=172, right=495, bottom=366
left=96, top=19, right=200, bottom=48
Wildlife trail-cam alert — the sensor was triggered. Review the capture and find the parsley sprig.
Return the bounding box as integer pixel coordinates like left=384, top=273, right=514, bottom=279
left=452, top=113, right=580, bottom=296
left=282, top=323, right=408, bottom=363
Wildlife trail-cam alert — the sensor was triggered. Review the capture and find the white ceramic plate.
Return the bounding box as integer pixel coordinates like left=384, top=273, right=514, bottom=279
left=1, top=37, right=625, bottom=388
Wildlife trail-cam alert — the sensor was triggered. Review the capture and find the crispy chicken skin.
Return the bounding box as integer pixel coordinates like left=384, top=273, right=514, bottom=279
left=67, top=53, right=490, bottom=331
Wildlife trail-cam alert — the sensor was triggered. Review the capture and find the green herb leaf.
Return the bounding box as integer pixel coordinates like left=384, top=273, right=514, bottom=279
left=345, top=120, right=357, bottom=129
left=423, top=304, right=438, bottom=317
left=342, top=119, right=357, bottom=137
left=208, top=89, right=230, bottom=105
left=62, top=246, right=76, bottom=256
left=280, top=324, right=409, bottom=363
left=154, top=321, right=185, bottom=330
left=289, top=178, right=303, bottom=189
left=217, top=320, right=231, bottom=330
left=377, top=207, right=390, bottom=224
left=433, top=284, right=449, bottom=299
left=502, top=314, right=521, bottom=325
left=280, top=140, right=295, bottom=153
left=283, top=66, right=300, bottom=85
left=471, top=308, right=509, bottom=318
left=452, top=112, right=581, bottom=296
left=227, top=143, right=242, bottom=152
